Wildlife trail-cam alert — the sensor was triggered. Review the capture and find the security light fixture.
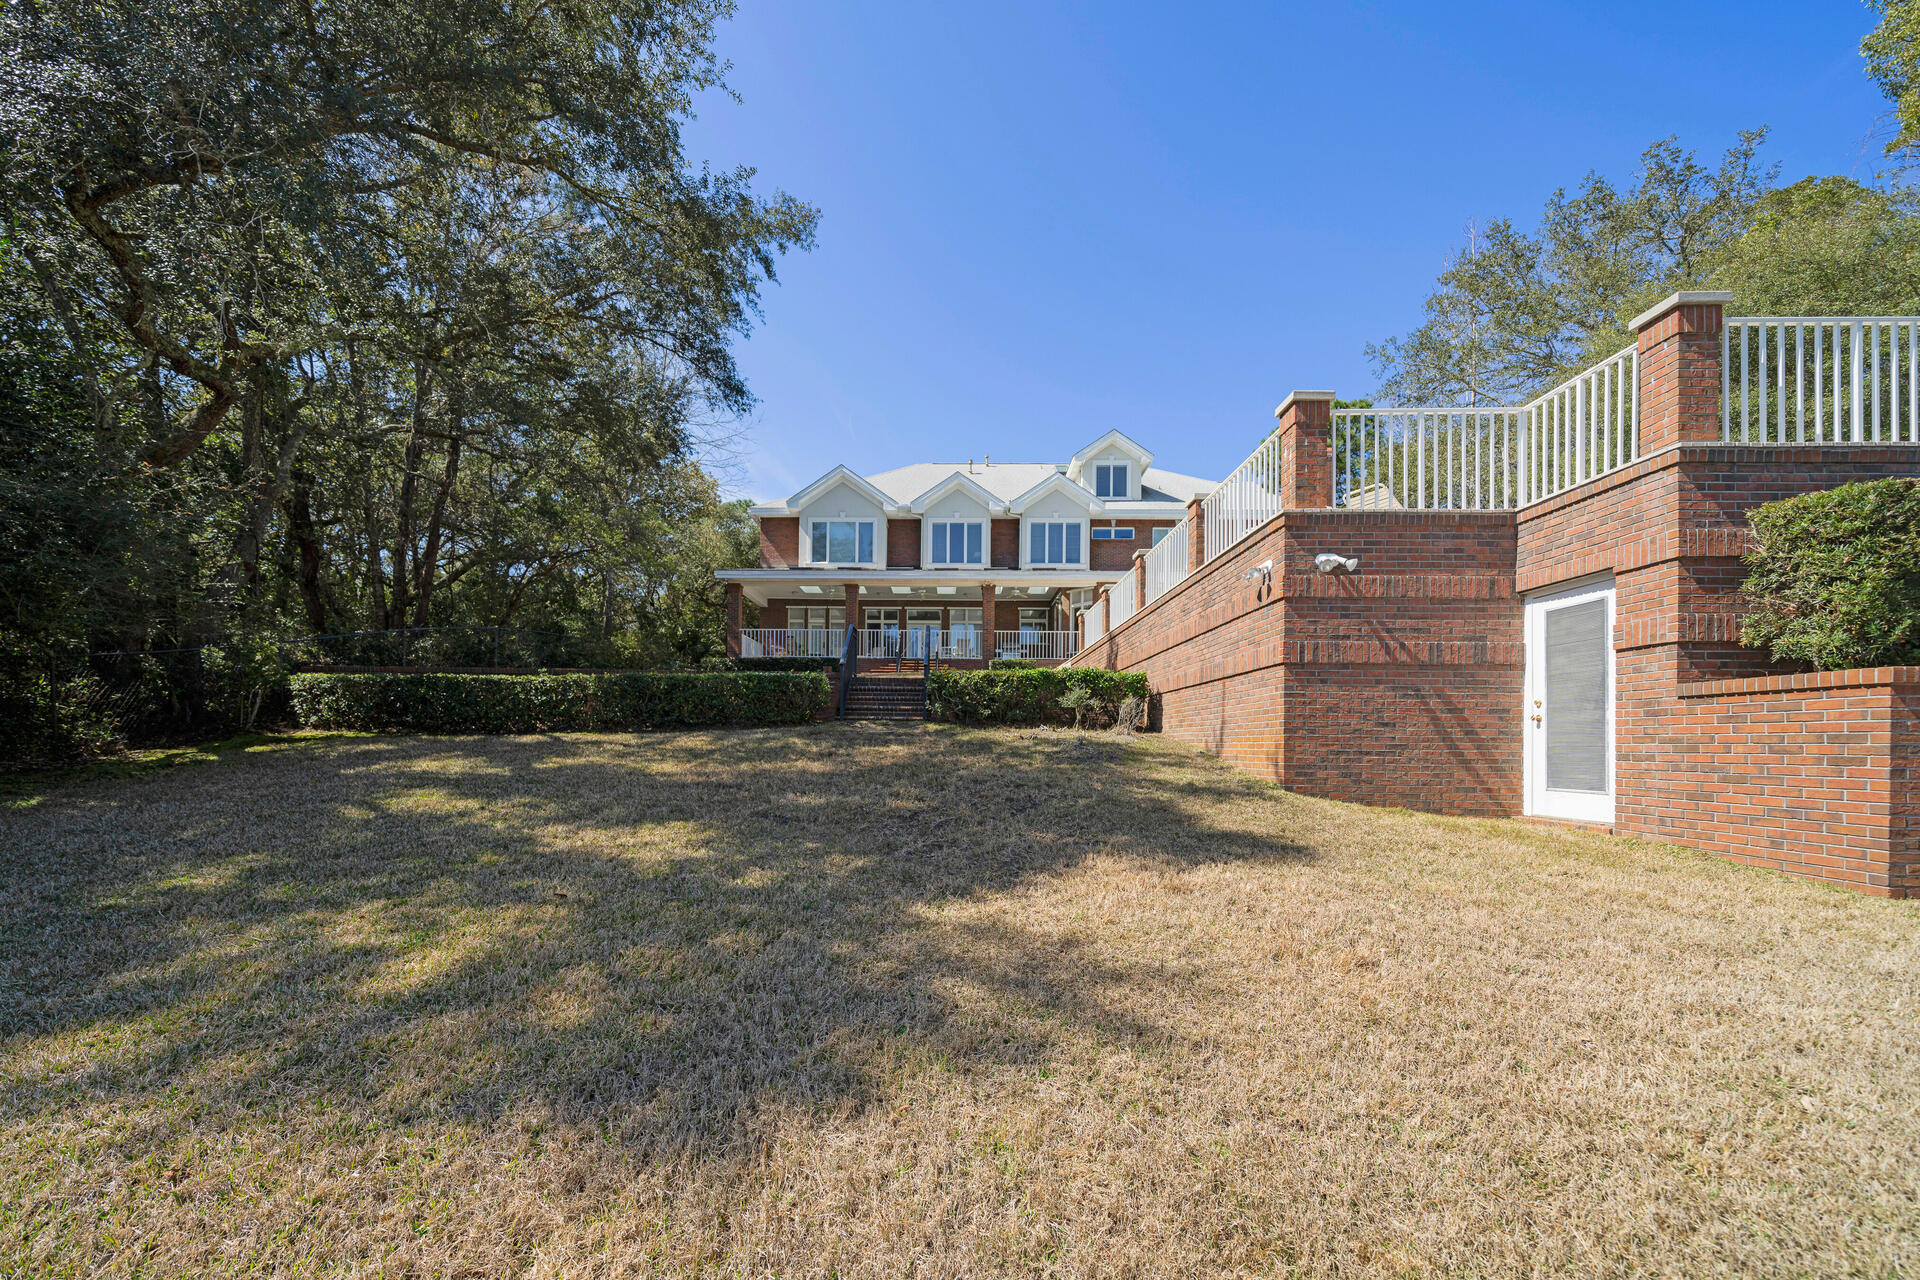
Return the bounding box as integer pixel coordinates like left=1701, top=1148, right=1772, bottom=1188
left=1242, top=558, right=1274, bottom=583
left=1315, top=553, right=1360, bottom=575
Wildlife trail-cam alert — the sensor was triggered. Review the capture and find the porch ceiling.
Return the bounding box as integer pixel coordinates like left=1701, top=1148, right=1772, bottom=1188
left=719, top=569, right=1111, bottom=607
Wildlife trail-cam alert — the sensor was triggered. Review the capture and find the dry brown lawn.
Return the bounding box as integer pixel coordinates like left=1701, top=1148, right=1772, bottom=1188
left=2, top=725, right=1918, bottom=1278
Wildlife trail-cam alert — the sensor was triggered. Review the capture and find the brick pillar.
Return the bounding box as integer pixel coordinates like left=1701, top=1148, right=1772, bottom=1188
left=979, top=582, right=995, bottom=653
left=1632, top=290, right=1731, bottom=452
left=1132, top=548, right=1148, bottom=604
left=723, top=582, right=743, bottom=658
left=843, top=582, right=860, bottom=645
left=1185, top=496, right=1205, bottom=572
left=1096, top=586, right=1110, bottom=636
left=1274, top=390, right=1336, bottom=509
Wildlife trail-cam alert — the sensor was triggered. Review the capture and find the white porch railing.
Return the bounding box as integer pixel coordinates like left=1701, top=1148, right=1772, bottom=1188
left=1723, top=317, right=1920, bottom=443
left=740, top=627, right=841, bottom=658
left=1084, top=608, right=1104, bottom=645
left=747, top=627, right=1078, bottom=662
left=990, top=630, right=1078, bottom=661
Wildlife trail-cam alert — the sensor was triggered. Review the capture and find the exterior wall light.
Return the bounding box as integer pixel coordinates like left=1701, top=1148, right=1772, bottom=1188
left=1315, top=553, right=1360, bottom=575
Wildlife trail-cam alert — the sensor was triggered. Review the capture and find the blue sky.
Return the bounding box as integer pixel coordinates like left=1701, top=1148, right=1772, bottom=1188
left=685, top=2, right=1891, bottom=501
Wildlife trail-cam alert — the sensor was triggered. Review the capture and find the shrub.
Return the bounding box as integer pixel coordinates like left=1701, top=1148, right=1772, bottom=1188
left=924, top=667, right=1150, bottom=727
left=986, top=657, right=1043, bottom=670
left=1740, top=477, right=1920, bottom=670
left=291, top=671, right=831, bottom=733
left=705, top=656, right=842, bottom=674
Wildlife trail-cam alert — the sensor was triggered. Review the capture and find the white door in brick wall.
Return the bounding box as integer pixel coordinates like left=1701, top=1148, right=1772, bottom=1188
left=1524, top=579, right=1616, bottom=825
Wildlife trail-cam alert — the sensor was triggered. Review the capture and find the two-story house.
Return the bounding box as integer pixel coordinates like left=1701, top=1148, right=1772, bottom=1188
left=719, top=430, right=1215, bottom=665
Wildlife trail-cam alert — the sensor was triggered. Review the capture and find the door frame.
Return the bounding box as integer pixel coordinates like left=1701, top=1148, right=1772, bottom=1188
left=1522, top=575, right=1616, bottom=825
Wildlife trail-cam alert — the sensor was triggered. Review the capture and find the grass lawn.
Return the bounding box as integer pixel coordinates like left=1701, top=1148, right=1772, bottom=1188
left=3, top=725, right=1917, bottom=1278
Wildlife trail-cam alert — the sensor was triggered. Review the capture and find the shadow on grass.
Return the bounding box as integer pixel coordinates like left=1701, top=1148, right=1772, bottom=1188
left=0, top=724, right=1309, bottom=1156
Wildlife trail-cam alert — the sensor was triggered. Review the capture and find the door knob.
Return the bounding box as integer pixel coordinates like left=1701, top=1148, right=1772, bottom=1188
left=1531, top=714, right=1543, bottom=725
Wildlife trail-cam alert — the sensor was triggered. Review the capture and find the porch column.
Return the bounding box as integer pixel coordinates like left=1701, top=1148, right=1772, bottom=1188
left=979, top=582, right=996, bottom=655
left=724, top=582, right=743, bottom=658
left=1274, top=389, right=1336, bottom=509
left=843, top=582, right=860, bottom=650
left=1096, top=586, right=1110, bottom=636
left=1132, top=548, right=1148, bottom=605
left=1632, top=290, right=1731, bottom=452
left=1185, top=496, right=1206, bottom=572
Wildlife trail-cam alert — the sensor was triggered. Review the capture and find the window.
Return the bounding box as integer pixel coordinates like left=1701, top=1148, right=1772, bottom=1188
left=929, top=520, right=983, bottom=565
left=791, top=606, right=846, bottom=632
left=1094, top=463, right=1129, bottom=498
left=1091, top=523, right=1134, bottom=540
left=1018, top=606, right=1051, bottom=636
left=1028, top=520, right=1082, bottom=565
left=810, top=519, right=874, bottom=564
left=1150, top=526, right=1170, bottom=546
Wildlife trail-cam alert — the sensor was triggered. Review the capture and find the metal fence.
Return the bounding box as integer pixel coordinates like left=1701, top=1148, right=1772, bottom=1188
left=1723, top=317, right=1920, bottom=443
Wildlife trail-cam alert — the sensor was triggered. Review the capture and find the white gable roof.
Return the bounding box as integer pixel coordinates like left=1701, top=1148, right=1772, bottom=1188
left=1007, top=470, right=1103, bottom=514
left=769, top=464, right=903, bottom=515
left=1065, top=429, right=1154, bottom=485
left=905, top=470, right=1005, bottom=513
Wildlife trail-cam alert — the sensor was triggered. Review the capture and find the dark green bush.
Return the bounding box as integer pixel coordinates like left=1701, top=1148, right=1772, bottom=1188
left=986, top=657, right=1043, bottom=670
left=925, top=667, right=1150, bottom=727
left=291, top=671, right=831, bottom=733
left=705, top=656, right=842, bottom=674
left=1741, top=477, right=1920, bottom=670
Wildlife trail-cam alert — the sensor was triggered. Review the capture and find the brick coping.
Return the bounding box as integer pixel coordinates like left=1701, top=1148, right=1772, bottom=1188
left=1677, top=666, right=1920, bottom=699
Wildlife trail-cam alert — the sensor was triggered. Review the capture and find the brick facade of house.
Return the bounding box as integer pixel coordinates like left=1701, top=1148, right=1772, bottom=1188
left=1073, top=295, right=1920, bottom=897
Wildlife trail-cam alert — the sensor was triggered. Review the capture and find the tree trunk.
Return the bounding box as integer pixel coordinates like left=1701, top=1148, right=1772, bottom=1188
left=411, top=425, right=462, bottom=628
left=347, top=340, right=389, bottom=626
left=284, top=466, right=329, bottom=633
left=388, top=359, right=432, bottom=629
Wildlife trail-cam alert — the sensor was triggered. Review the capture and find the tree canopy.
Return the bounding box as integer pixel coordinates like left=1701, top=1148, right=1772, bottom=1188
left=0, top=0, right=813, bottom=699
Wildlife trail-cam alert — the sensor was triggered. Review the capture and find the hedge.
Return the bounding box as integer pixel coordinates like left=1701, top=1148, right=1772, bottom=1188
left=924, top=667, right=1150, bottom=726
left=291, top=671, right=831, bottom=733
left=1741, top=477, right=1920, bottom=669
left=707, top=656, right=842, bottom=673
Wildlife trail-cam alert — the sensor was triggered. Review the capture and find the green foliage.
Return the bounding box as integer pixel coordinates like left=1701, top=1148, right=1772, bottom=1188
left=1865, top=0, right=1920, bottom=159
left=290, top=671, right=831, bottom=733
left=1740, top=478, right=1920, bottom=670
left=985, top=657, right=1043, bottom=669
left=1370, top=132, right=1775, bottom=403
left=1708, top=178, right=1920, bottom=316
left=924, top=668, right=1151, bottom=728
left=708, top=657, right=842, bottom=674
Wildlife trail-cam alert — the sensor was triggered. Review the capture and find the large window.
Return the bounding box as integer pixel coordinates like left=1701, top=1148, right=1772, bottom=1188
left=1028, top=520, right=1082, bottom=566
left=930, top=520, right=983, bottom=565
left=809, top=519, right=874, bottom=564
left=1094, top=463, right=1129, bottom=498
left=791, top=606, right=845, bottom=632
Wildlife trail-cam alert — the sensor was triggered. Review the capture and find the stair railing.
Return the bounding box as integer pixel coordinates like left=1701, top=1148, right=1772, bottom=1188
left=835, top=622, right=858, bottom=719
left=921, top=625, right=932, bottom=682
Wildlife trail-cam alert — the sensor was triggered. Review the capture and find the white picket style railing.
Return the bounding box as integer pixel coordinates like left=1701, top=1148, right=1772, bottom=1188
left=1142, top=521, right=1188, bottom=605
left=1329, top=345, right=1637, bottom=513
left=1723, top=317, right=1920, bottom=443
left=1084, top=606, right=1105, bottom=645
left=1106, top=570, right=1138, bottom=630
left=1199, top=431, right=1284, bottom=567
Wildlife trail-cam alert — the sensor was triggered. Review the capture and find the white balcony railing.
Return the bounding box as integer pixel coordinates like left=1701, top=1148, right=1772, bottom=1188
left=1724, top=317, right=1920, bottom=443
left=740, top=628, right=842, bottom=659
left=1105, top=570, right=1138, bottom=630
left=1143, top=521, right=1188, bottom=606
left=990, top=630, right=1078, bottom=662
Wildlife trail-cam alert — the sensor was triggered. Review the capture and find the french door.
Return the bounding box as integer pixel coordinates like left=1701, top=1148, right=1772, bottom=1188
left=1523, top=579, right=1615, bottom=824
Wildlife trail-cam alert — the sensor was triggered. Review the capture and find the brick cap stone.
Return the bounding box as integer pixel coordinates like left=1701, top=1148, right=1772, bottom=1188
left=1628, top=290, right=1734, bottom=332
left=1274, top=390, right=1337, bottom=417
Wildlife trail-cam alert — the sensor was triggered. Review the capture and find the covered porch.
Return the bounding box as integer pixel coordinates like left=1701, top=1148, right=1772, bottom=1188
left=718, top=570, right=1108, bottom=667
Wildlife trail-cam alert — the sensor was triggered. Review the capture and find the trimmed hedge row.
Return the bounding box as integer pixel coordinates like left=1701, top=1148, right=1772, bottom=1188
left=707, top=656, right=841, bottom=673
left=290, top=671, right=831, bottom=733
left=925, top=667, right=1150, bottom=726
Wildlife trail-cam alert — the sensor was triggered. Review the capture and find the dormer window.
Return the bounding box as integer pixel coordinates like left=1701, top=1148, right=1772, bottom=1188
left=809, top=519, right=875, bottom=565
left=1094, top=463, right=1129, bottom=498
left=930, top=520, right=983, bottom=565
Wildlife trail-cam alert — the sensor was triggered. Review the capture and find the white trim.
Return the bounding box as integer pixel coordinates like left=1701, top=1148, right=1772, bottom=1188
left=803, top=516, right=881, bottom=569
left=1021, top=516, right=1089, bottom=569
left=765, top=464, right=904, bottom=516
left=906, top=470, right=1005, bottom=514
left=1628, top=290, right=1733, bottom=332
left=1065, top=429, right=1154, bottom=483
left=1273, top=389, right=1337, bottom=418
left=1523, top=577, right=1616, bottom=825
left=1006, top=470, right=1101, bottom=513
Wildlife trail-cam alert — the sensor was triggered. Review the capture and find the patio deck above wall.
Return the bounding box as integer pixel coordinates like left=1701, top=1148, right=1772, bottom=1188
left=1072, top=293, right=1920, bottom=897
